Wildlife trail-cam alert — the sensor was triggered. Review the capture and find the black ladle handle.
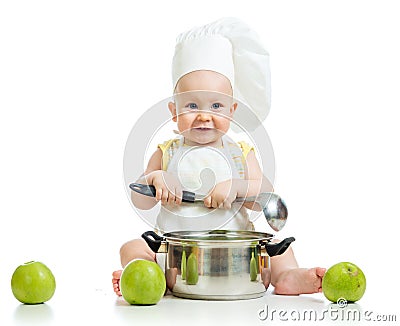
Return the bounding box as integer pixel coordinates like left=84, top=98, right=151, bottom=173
left=129, top=183, right=196, bottom=203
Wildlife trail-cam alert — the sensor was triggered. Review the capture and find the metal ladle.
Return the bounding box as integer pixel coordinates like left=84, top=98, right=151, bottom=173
left=129, top=183, right=288, bottom=231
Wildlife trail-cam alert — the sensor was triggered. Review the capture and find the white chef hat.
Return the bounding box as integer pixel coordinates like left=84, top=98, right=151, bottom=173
left=172, top=17, right=271, bottom=131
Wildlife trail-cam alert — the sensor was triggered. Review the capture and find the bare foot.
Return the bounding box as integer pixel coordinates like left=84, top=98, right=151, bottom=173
left=112, top=270, right=122, bottom=296
left=273, top=267, right=326, bottom=295
left=261, top=268, right=271, bottom=289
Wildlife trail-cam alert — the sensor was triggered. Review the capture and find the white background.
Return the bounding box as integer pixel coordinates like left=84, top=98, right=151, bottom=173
left=1, top=0, right=399, bottom=324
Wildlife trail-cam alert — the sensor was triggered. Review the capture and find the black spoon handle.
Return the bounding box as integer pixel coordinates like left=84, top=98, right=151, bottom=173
left=129, top=183, right=196, bottom=203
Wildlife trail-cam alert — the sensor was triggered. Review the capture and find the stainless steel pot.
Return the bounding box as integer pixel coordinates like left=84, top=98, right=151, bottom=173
left=142, top=230, right=295, bottom=300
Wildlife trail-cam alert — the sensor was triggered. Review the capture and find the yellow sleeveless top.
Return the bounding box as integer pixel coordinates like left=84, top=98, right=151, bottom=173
left=158, top=138, right=254, bottom=179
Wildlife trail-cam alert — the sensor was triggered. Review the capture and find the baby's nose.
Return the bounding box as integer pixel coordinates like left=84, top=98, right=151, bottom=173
left=196, top=112, right=212, bottom=121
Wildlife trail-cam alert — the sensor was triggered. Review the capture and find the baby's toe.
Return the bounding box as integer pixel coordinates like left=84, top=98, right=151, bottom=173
left=112, top=270, right=122, bottom=278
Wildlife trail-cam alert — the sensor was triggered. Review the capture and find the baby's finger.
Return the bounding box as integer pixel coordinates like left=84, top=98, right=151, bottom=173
left=175, top=188, right=183, bottom=205
left=203, top=196, right=212, bottom=208
left=211, top=198, right=219, bottom=209
left=161, top=188, right=169, bottom=204
left=223, top=201, right=232, bottom=210
left=167, top=191, right=176, bottom=205
left=155, top=187, right=163, bottom=201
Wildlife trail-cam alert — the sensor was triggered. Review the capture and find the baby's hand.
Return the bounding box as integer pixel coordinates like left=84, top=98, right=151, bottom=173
left=203, top=180, right=238, bottom=210
left=146, top=171, right=183, bottom=206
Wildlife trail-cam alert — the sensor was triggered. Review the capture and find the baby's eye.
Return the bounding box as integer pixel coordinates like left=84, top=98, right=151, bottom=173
left=211, top=103, right=223, bottom=110
left=186, top=103, right=198, bottom=110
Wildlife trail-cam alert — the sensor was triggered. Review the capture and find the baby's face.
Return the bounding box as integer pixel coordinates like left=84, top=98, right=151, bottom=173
left=169, top=70, right=237, bottom=147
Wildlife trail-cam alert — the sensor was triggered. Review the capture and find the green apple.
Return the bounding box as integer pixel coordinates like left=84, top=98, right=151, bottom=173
left=11, top=261, right=56, bottom=304
left=120, top=259, right=166, bottom=305
left=322, top=262, right=366, bottom=303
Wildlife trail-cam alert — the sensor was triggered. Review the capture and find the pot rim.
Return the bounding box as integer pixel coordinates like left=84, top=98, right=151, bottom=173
left=162, top=229, right=274, bottom=244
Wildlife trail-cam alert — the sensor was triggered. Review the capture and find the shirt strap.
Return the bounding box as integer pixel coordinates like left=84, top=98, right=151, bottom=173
left=237, top=141, right=254, bottom=159
left=158, top=138, right=180, bottom=171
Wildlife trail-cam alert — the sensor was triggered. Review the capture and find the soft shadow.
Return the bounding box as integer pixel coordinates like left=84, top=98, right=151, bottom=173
left=114, top=296, right=166, bottom=324
left=13, top=303, right=54, bottom=325
left=326, top=302, right=363, bottom=324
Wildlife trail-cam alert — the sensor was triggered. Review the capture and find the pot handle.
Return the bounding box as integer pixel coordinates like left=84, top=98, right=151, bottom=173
left=141, top=231, right=164, bottom=253
left=265, top=237, right=296, bottom=257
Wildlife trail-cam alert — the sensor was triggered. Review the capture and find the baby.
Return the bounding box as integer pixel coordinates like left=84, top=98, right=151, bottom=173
left=113, top=18, right=325, bottom=296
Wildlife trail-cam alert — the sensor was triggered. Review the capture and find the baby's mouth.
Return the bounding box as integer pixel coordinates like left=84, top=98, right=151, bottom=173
left=193, top=127, right=213, bottom=131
